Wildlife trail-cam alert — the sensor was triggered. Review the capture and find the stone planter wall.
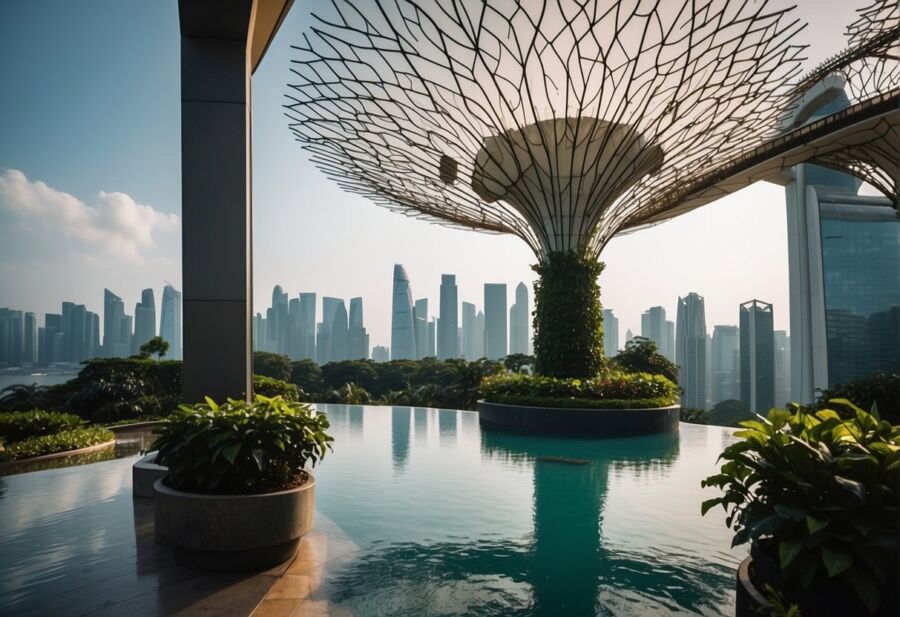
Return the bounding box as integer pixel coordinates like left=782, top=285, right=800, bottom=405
left=153, top=474, right=315, bottom=571
left=477, top=400, right=679, bottom=436
left=132, top=452, right=167, bottom=498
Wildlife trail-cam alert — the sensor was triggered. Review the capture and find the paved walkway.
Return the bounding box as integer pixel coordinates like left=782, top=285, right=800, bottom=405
left=0, top=456, right=357, bottom=617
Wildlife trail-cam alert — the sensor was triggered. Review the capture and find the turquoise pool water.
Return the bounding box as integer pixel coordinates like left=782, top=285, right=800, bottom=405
left=0, top=404, right=742, bottom=616
left=310, top=405, right=741, bottom=616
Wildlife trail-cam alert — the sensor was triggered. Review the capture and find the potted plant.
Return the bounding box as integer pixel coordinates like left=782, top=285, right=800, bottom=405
left=702, top=401, right=898, bottom=616
left=151, top=394, right=333, bottom=570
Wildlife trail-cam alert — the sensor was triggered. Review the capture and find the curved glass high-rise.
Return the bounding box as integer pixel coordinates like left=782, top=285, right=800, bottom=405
left=391, top=264, right=417, bottom=360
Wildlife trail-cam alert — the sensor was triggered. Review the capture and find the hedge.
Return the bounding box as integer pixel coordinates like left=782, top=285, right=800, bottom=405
left=0, top=426, right=115, bottom=462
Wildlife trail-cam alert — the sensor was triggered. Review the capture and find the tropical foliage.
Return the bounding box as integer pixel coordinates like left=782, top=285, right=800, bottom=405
left=532, top=253, right=605, bottom=379
left=705, top=399, right=753, bottom=427
left=701, top=402, right=899, bottom=614
left=139, top=336, right=170, bottom=359
left=152, top=395, right=333, bottom=495
left=0, top=383, right=52, bottom=412
left=253, top=351, right=294, bottom=382
left=252, top=375, right=301, bottom=401
left=0, top=410, right=84, bottom=443
left=816, top=373, right=898, bottom=424
left=611, top=336, right=679, bottom=384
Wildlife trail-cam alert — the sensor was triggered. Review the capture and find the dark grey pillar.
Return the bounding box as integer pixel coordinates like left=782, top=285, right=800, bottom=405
left=179, top=1, right=253, bottom=402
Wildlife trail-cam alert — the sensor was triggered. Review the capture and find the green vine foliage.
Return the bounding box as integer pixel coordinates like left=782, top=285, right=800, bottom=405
left=532, top=252, right=605, bottom=379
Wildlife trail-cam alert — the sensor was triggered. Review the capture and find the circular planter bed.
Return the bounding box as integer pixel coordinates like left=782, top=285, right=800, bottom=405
left=477, top=400, right=679, bottom=436
left=153, top=473, right=315, bottom=571
left=0, top=438, right=116, bottom=469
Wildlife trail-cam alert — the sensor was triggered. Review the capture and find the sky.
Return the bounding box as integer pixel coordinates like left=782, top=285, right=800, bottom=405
left=0, top=0, right=870, bottom=350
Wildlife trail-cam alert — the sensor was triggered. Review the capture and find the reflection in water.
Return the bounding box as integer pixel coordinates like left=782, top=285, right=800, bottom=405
left=348, top=405, right=365, bottom=435
left=414, top=407, right=428, bottom=443
left=438, top=409, right=458, bottom=445
left=0, top=426, right=157, bottom=477
left=0, top=406, right=741, bottom=616
left=323, top=423, right=733, bottom=615
left=391, top=407, right=411, bottom=472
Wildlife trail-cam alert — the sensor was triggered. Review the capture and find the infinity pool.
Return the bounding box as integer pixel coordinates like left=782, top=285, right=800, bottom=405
left=0, top=405, right=741, bottom=616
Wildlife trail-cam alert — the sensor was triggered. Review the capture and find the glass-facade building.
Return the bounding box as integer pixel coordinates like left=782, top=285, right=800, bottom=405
left=820, top=203, right=899, bottom=386
left=784, top=75, right=900, bottom=402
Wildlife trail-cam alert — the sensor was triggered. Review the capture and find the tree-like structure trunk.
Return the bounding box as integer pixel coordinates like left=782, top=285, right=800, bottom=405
left=532, top=253, right=605, bottom=379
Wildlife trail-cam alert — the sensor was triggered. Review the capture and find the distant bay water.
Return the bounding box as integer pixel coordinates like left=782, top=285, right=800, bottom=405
left=0, top=372, right=77, bottom=391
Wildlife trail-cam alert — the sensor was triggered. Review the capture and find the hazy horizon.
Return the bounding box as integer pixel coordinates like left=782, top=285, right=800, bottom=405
left=0, top=0, right=870, bottom=351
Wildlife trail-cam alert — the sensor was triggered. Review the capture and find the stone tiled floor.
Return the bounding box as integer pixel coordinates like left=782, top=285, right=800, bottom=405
left=0, top=456, right=358, bottom=617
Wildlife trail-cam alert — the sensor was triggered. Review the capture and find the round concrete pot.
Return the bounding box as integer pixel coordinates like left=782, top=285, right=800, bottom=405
left=477, top=400, right=679, bottom=436
left=153, top=474, right=315, bottom=571
left=132, top=451, right=167, bottom=499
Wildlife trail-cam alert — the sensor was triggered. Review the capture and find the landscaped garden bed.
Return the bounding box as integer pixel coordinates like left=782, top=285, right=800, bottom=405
left=478, top=371, right=680, bottom=435
left=0, top=410, right=115, bottom=463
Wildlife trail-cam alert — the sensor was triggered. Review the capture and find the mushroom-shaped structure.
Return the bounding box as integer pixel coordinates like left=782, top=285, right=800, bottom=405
left=285, top=0, right=897, bottom=378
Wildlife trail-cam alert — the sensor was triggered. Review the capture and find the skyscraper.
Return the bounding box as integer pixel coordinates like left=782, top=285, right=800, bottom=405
left=740, top=300, right=775, bottom=413
left=509, top=282, right=529, bottom=355
left=133, top=288, right=156, bottom=355
left=774, top=330, right=790, bottom=407
left=711, top=325, right=740, bottom=404
left=269, top=285, right=289, bottom=354
left=332, top=300, right=350, bottom=362
left=319, top=297, right=343, bottom=364
left=461, top=302, right=476, bottom=360
left=473, top=310, right=484, bottom=359
left=641, top=306, right=668, bottom=358
left=103, top=289, right=131, bottom=358
left=676, top=292, right=707, bottom=409
left=299, top=293, right=316, bottom=360
left=665, top=321, right=675, bottom=363
left=160, top=284, right=183, bottom=360
left=427, top=318, right=437, bottom=357
left=784, top=76, right=900, bottom=402
left=413, top=298, right=428, bottom=359
left=625, top=328, right=634, bottom=345
left=349, top=297, right=368, bottom=359
left=372, top=345, right=390, bottom=362
left=438, top=274, right=458, bottom=359
left=288, top=297, right=302, bottom=359
left=484, top=283, right=507, bottom=360
left=23, top=312, right=37, bottom=364
left=391, top=264, right=417, bottom=360
left=602, top=309, right=619, bottom=357
left=0, top=309, right=23, bottom=364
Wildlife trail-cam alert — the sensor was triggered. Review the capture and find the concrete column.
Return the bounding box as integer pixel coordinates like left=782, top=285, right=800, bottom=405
left=179, top=0, right=254, bottom=402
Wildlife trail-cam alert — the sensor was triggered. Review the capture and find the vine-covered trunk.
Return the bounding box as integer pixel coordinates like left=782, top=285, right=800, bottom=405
left=532, top=253, right=605, bottom=378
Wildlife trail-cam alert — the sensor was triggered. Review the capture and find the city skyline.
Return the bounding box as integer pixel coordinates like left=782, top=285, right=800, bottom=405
left=1, top=0, right=869, bottom=355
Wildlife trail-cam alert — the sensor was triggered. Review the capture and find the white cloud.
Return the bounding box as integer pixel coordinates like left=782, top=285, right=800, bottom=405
left=0, top=168, right=178, bottom=262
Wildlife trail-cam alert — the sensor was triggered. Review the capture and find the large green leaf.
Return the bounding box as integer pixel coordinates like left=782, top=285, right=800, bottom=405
left=821, top=545, right=853, bottom=578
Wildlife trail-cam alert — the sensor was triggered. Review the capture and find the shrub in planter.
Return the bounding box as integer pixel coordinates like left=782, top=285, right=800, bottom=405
left=701, top=401, right=899, bottom=615
left=0, top=426, right=114, bottom=462
left=252, top=375, right=300, bottom=402
left=0, top=410, right=84, bottom=442
left=481, top=371, right=679, bottom=409
left=152, top=395, right=332, bottom=494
